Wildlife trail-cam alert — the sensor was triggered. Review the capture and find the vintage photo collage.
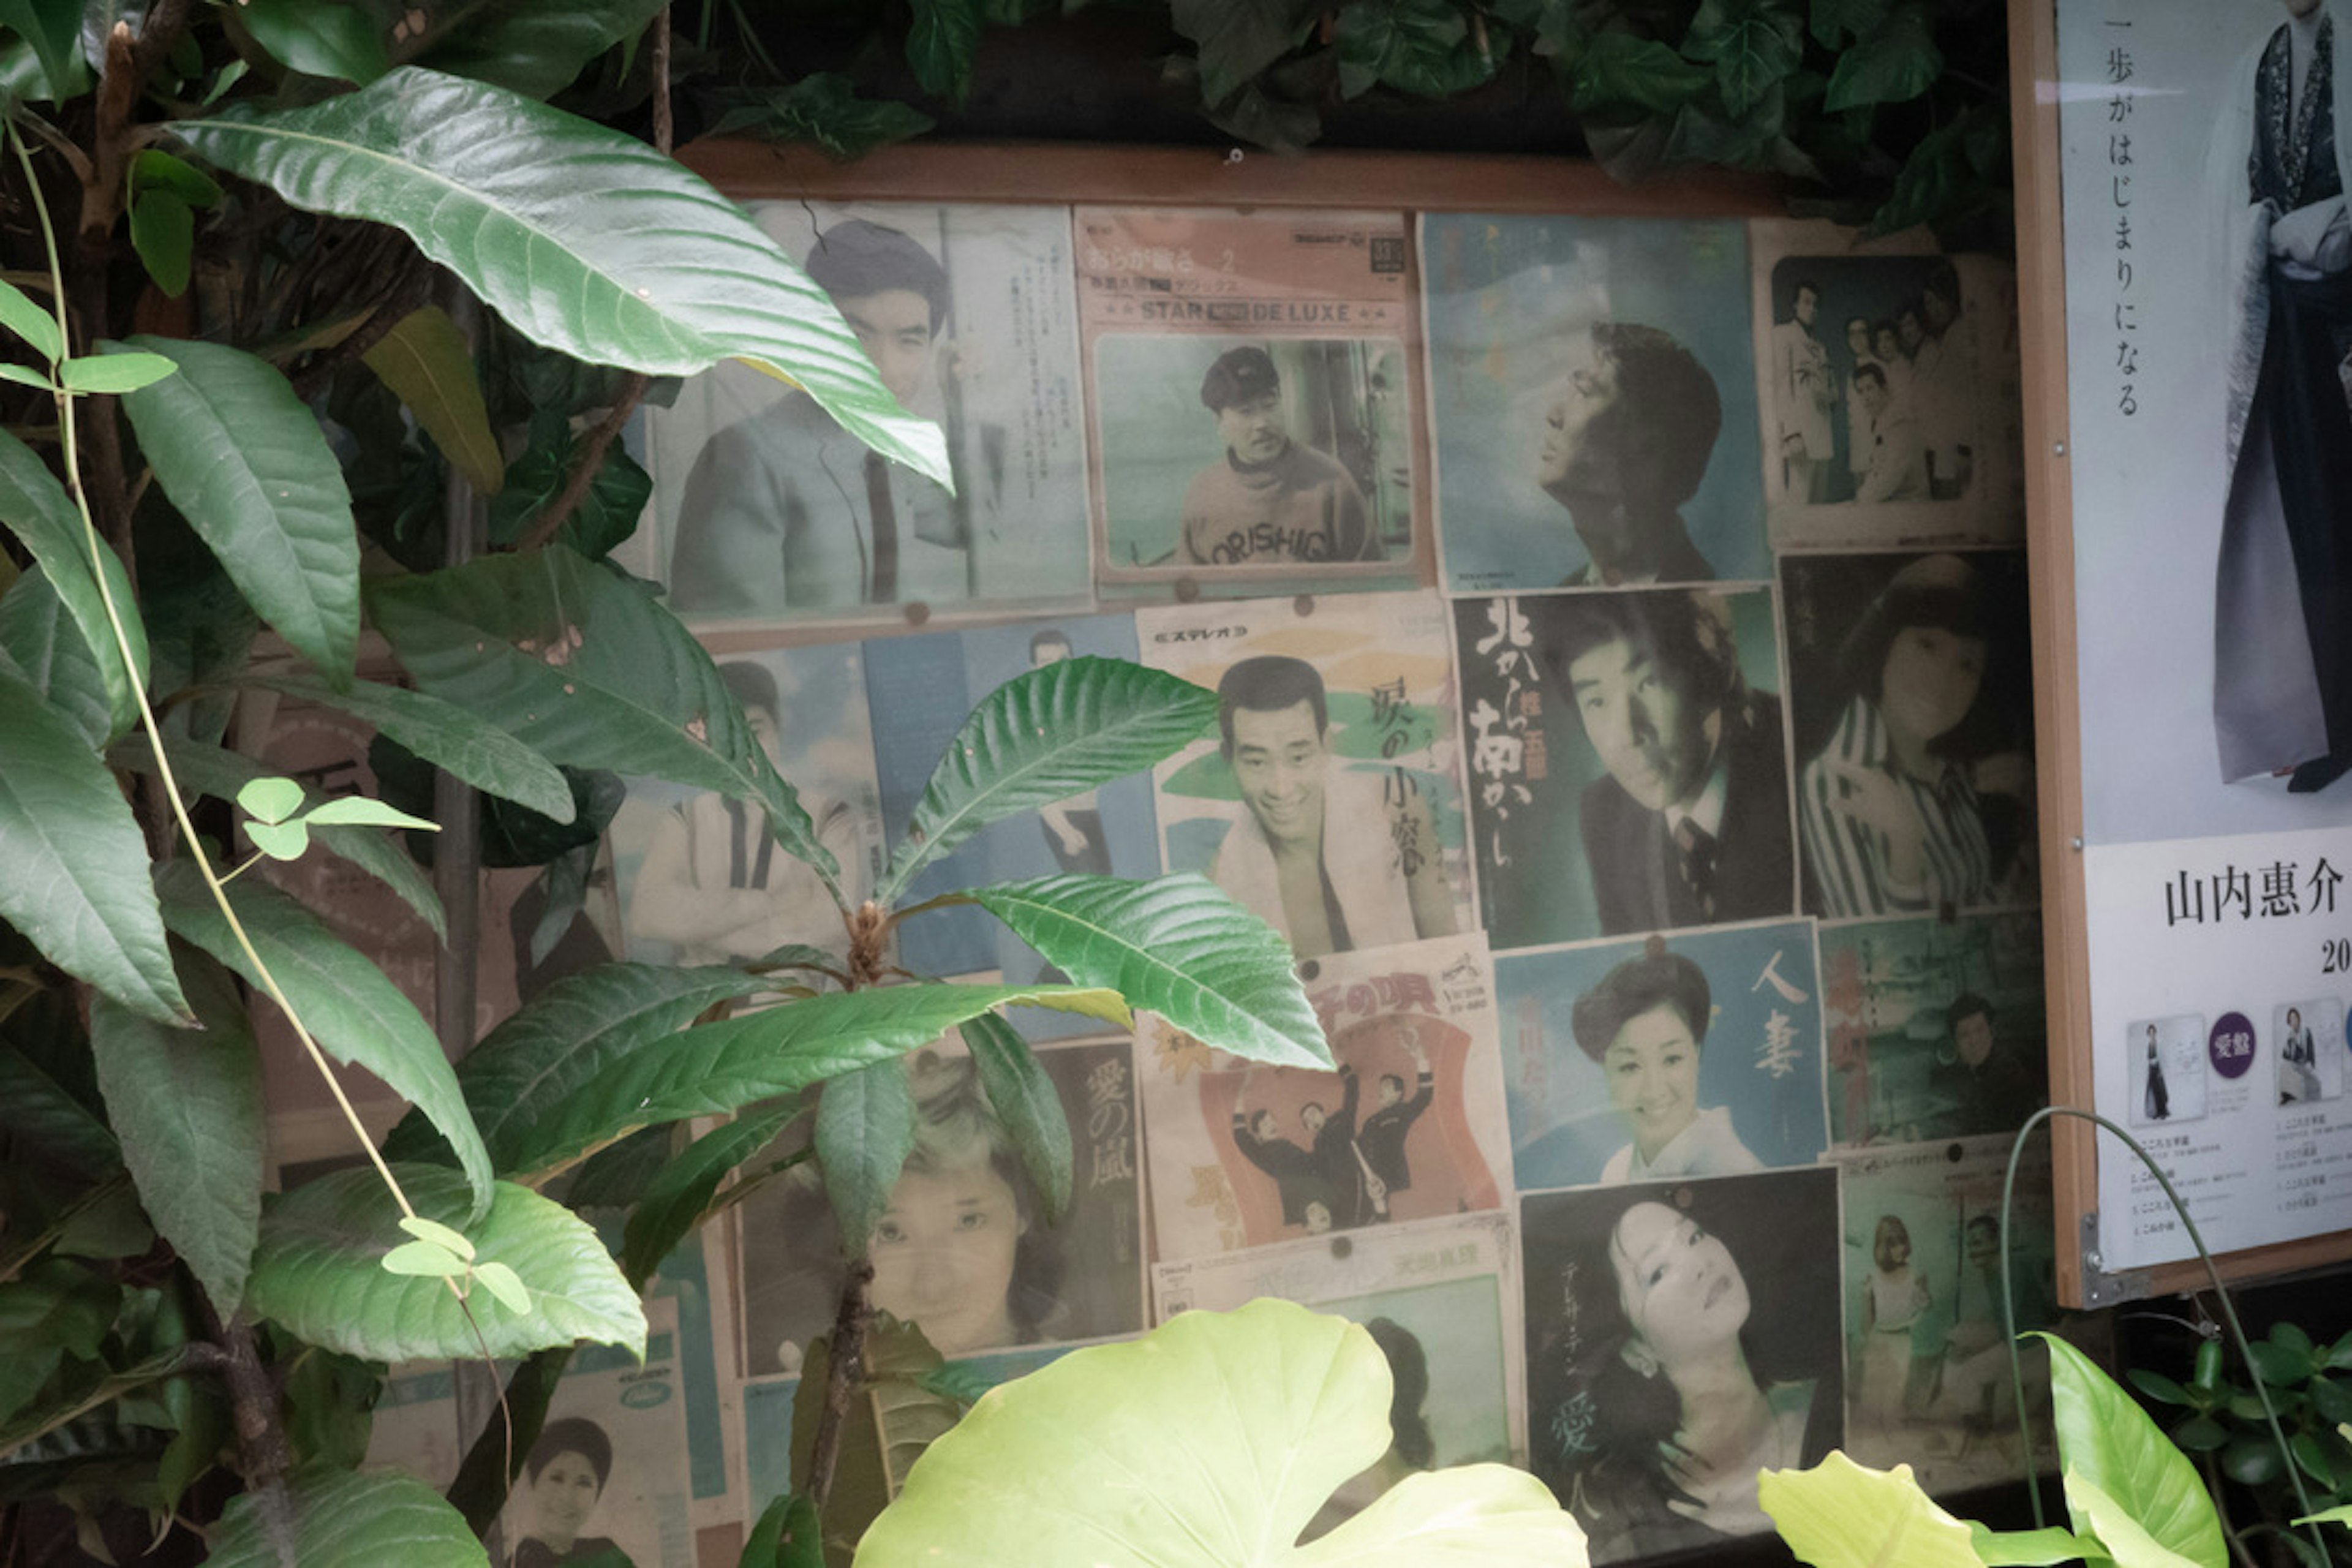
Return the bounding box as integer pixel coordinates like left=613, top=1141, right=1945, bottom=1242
left=328, top=203, right=2081, bottom=1563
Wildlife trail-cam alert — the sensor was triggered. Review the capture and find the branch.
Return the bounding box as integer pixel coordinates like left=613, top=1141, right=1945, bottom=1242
left=806, top=1260, right=875, bottom=1510
left=286, top=261, right=435, bottom=400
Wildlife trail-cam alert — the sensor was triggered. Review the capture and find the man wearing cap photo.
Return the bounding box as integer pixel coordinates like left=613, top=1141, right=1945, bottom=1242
left=1180, top=345, right=1383, bottom=569
left=667, top=219, right=1006, bottom=613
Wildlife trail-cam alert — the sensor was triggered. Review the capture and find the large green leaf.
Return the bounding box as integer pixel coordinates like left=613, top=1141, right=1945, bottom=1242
left=815, top=1058, right=919, bottom=1251
left=619, top=1104, right=796, bottom=1286
left=505, top=982, right=1129, bottom=1177
left=366, top=547, right=836, bottom=884
left=88, top=949, right=264, bottom=1317
left=418, top=0, right=669, bottom=98
left=1570, top=29, right=1711, bottom=114
left=359, top=305, right=503, bottom=494
left=2041, top=1333, right=2227, bottom=1568
left=236, top=0, right=390, bottom=83
left=0, top=1047, right=121, bottom=1175
left=881, top=656, right=1217, bottom=903
left=0, top=0, right=82, bottom=103
left=1171, top=0, right=1313, bottom=105
left=154, top=863, right=492, bottom=1217
left=170, top=68, right=948, bottom=481
left=1822, top=1, right=1940, bottom=111
left=2066, top=1474, right=2203, bottom=1568
left=707, top=74, right=935, bottom=160
left=0, top=666, right=189, bottom=1025
left=856, top=1299, right=1584, bottom=1564
left=1684, top=0, right=1804, bottom=118
left=208, top=1463, right=490, bottom=1568
left=0, top=565, right=111, bottom=746
left=967, top=875, right=1326, bottom=1069
left=1335, top=0, right=1497, bottom=99
left=906, top=0, right=982, bottom=101
left=1970, top=1523, right=2104, bottom=1566
left=1757, top=1451, right=1980, bottom=1568
left=112, top=337, right=360, bottom=686
left=243, top=1166, right=645, bottom=1363
left=382, top=962, right=767, bottom=1173
left=959, top=1012, right=1071, bottom=1224
left=0, top=428, right=146, bottom=737
left=249, top=669, right=573, bottom=823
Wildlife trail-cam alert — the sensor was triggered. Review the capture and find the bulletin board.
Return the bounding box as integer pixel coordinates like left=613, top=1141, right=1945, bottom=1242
left=2011, top=0, right=2352, bottom=1306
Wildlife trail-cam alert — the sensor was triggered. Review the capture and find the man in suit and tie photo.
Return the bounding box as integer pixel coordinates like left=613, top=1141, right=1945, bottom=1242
left=1546, top=592, right=1796, bottom=934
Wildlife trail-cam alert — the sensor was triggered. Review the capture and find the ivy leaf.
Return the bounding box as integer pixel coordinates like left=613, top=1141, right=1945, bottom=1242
left=484, top=417, right=650, bottom=562
left=1684, top=0, right=1803, bottom=118
left=360, top=306, right=503, bottom=496
left=113, top=336, right=360, bottom=687
left=816, top=1058, right=920, bottom=1252
left=1823, top=1, right=1940, bottom=111
left=959, top=1012, right=1072, bottom=1223
left=208, top=1465, right=490, bottom=1568
left=706, top=75, right=935, bottom=161
left=0, top=665, right=190, bottom=1026
left=1809, top=0, right=1886, bottom=48
left=1570, top=29, right=1711, bottom=115
left=967, top=875, right=1327, bottom=1069
left=0, top=431, right=148, bottom=739
left=907, top=0, right=983, bottom=103
left=244, top=1166, right=646, bottom=1362
left=1335, top=0, right=1497, bottom=99
left=1172, top=0, right=1316, bottom=107
left=236, top=0, right=388, bottom=83
left=171, top=68, right=948, bottom=481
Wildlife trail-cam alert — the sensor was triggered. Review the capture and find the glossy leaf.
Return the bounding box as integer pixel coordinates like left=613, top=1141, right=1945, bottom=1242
left=0, top=665, right=189, bottom=1025
left=2248, top=1338, right=2310, bottom=1388
left=238, top=0, right=388, bottom=81
left=1757, top=1452, right=1980, bottom=1568
left=2128, top=1368, right=2193, bottom=1408
left=2066, top=1473, right=2203, bottom=1568
left=0, top=428, right=147, bottom=736
left=382, top=962, right=766, bottom=1172
left=360, top=306, right=503, bottom=494
left=170, top=69, right=948, bottom=481
left=301, top=797, right=436, bottom=832
left=399, top=1216, right=476, bottom=1257
left=59, top=353, right=175, bottom=394
left=127, top=189, right=194, bottom=298
left=857, top=1299, right=1582, bottom=1564
left=208, top=1464, right=490, bottom=1568
left=706, top=74, right=934, bottom=160
left=1335, top=0, right=1496, bottom=99
left=155, top=862, right=493, bottom=1217
left=1570, top=30, right=1710, bottom=115
left=968, top=875, right=1326, bottom=1069
left=88, top=950, right=263, bottom=1316
left=420, top=0, right=669, bottom=98
left=2223, top=1434, right=2285, bottom=1486
left=1809, top=0, right=1885, bottom=47
left=2040, top=1332, right=2227, bottom=1568
left=906, top=0, right=982, bottom=101
left=366, top=548, right=833, bottom=880
left=619, top=1104, right=796, bottom=1285
left=815, top=1058, right=919, bottom=1251
left=0, top=1045, right=120, bottom=1178
left=883, top=655, right=1217, bottom=902
left=1822, top=1, right=1940, bottom=111
left=1170, top=0, right=1312, bottom=106
left=0, top=276, right=60, bottom=363
left=244, top=1166, right=645, bottom=1362
left=2299, top=1504, right=2352, bottom=1529
left=1685, top=0, right=1804, bottom=117
left=1970, top=1524, right=2101, bottom=1566
left=249, top=669, right=574, bottom=824
left=0, top=0, right=80, bottom=108
left=960, top=1012, right=1072, bottom=1223
left=380, top=1239, right=469, bottom=1278
left=0, top=565, right=111, bottom=745
left=484, top=414, right=650, bottom=560
left=114, top=336, right=360, bottom=685
left=739, top=1492, right=825, bottom=1568
left=505, top=982, right=1128, bottom=1177
left=237, top=776, right=306, bottom=825
left=130, top=148, right=222, bottom=208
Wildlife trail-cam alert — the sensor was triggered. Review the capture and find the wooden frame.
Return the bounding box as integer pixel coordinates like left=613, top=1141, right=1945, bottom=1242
left=2010, top=0, right=2352, bottom=1306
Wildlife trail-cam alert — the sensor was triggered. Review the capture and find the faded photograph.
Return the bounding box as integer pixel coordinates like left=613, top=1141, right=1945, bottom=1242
left=2275, top=997, right=2343, bottom=1104
left=2127, top=1015, right=2209, bottom=1127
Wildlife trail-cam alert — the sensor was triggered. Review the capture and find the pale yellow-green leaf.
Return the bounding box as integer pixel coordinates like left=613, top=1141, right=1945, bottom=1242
left=1757, top=1451, right=1980, bottom=1568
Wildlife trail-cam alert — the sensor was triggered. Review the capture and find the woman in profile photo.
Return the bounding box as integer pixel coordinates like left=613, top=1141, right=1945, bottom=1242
left=1528, top=1186, right=1839, bottom=1559
left=1573, top=938, right=1762, bottom=1182
left=512, top=1418, right=633, bottom=1568
left=2144, top=1025, right=2173, bottom=1122
left=1799, top=554, right=2033, bottom=919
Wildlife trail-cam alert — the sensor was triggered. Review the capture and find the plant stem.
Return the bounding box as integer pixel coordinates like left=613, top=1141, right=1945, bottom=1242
left=808, top=1261, right=875, bottom=1510
left=2205, top=1452, right=2264, bottom=1568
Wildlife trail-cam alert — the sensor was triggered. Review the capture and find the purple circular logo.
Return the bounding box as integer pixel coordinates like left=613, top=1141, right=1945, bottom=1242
left=2209, top=1013, right=2256, bottom=1079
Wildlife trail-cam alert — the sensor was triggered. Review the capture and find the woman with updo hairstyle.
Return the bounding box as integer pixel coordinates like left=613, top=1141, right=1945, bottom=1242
left=1573, top=937, right=1762, bottom=1183
left=1798, top=553, right=2034, bottom=919
left=1525, top=1177, right=1842, bottom=1561
left=513, top=1417, right=633, bottom=1567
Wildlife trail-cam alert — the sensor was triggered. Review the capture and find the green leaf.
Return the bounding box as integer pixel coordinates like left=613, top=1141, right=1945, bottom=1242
left=2171, top=1415, right=2229, bottom=1453
left=88, top=949, right=263, bottom=1316
left=0, top=565, right=111, bottom=747
left=2248, top=1339, right=2311, bottom=1389
left=396, top=1215, right=475, bottom=1258
left=1757, top=1451, right=1981, bottom=1568
left=2222, top=1434, right=2285, bottom=1485
left=2293, top=1431, right=2340, bottom=1490
left=1171, top=0, right=1314, bottom=106
left=2040, top=1333, right=2228, bottom=1568
left=0, top=666, right=189, bottom=1025
left=418, top=0, right=669, bottom=99
left=1684, top=0, right=1803, bottom=117
left=244, top=1166, right=646, bottom=1362
left=0, top=0, right=81, bottom=102
left=967, top=875, right=1325, bottom=1069
left=1822, top=1, right=1940, bottom=111
left=0, top=428, right=148, bottom=736
left=907, top=0, right=982, bottom=101
left=1809, top=0, right=1885, bottom=46
left=237, top=776, right=306, bottom=826
left=360, top=305, right=503, bottom=496
left=379, top=1238, right=470, bottom=1277
left=129, top=149, right=222, bottom=208
left=619, top=1105, right=795, bottom=1285
left=856, top=1299, right=1583, bottom=1564
left=382, top=962, right=767, bottom=1173
left=2129, top=1368, right=2193, bottom=1407
left=1570, top=29, right=1710, bottom=115
left=58, top=352, right=175, bottom=394
left=706, top=75, right=934, bottom=161
left=300, top=796, right=438, bottom=833
left=127, top=189, right=194, bottom=298
left=882, top=657, right=1216, bottom=903
left=1335, top=0, right=1496, bottom=99
left=236, top=0, right=388, bottom=83
left=366, top=548, right=834, bottom=878
left=741, top=1492, right=825, bottom=1568
left=170, top=68, right=949, bottom=482
left=1970, top=1524, right=2101, bottom=1566
left=959, top=1012, right=1072, bottom=1224
left=208, top=1464, right=491, bottom=1568
left=0, top=276, right=61, bottom=363
left=113, top=336, right=360, bottom=686
left=245, top=820, right=309, bottom=864
left=154, top=862, right=494, bottom=1218
left=816, top=1058, right=920, bottom=1252
left=2066, top=1473, right=2203, bottom=1568
left=2274, top=1321, right=2318, bottom=1360
left=2309, top=1373, right=2352, bottom=1425
left=507, top=982, right=1129, bottom=1178
left=248, top=669, right=574, bottom=825
left=0, top=1047, right=122, bottom=1176
left=484, top=415, right=649, bottom=561
left=0, top=361, right=51, bottom=390
left=472, top=1259, right=530, bottom=1313
left=2297, top=1504, right=2352, bottom=1529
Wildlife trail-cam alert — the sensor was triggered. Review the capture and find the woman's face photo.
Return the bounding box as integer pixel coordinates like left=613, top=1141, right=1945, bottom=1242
left=1536, top=340, right=1622, bottom=492
left=1879, top=624, right=1986, bottom=742
left=2290, top=1009, right=2304, bottom=1030
left=869, top=1159, right=1026, bottom=1356
left=1611, top=1202, right=1750, bottom=1368
left=1602, top=1003, right=1702, bottom=1157
left=1873, top=325, right=1903, bottom=363
left=529, top=1450, right=602, bottom=1549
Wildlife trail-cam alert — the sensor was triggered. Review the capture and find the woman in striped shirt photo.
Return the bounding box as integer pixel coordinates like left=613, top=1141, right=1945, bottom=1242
left=1796, top=554, right=2035, bottom=919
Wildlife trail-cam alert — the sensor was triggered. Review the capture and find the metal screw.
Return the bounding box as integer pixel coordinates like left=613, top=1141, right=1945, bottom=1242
left=2053, top=441, right=2067, bottom=456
